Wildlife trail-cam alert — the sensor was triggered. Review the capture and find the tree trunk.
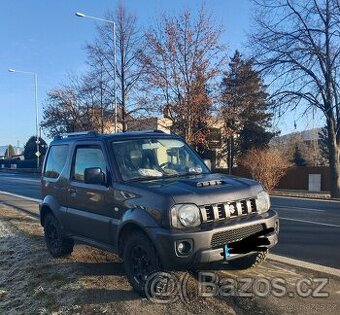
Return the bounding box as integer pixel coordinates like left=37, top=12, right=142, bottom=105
left=327, top=121, right=340, bottom=197
left=121, top=60, right=127, bottom=132
left=227, top=136, right=235, bottom=175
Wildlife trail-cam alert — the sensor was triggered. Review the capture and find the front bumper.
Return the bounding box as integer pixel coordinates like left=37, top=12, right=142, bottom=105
left=147, top=209, right=279, bottom=269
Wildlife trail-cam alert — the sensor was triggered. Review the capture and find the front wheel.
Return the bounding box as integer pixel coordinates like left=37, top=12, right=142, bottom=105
left=44, top=213, right=74, bottom=258
left=123, top=232, right=161, bottom=296
left=229, top=251, right=268, bottom=269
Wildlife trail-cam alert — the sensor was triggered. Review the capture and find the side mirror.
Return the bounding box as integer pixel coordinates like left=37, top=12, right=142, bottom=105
left=84, top=167, right=106, bottom=185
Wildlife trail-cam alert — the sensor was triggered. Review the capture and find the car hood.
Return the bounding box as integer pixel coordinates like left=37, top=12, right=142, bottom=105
left=128, top=173, right=263, bottom=206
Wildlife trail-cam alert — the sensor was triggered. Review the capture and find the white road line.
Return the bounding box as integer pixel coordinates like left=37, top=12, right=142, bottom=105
left=280, top=217, right=340, bottom=228
left=0, top=190, right=41, bottom=203
left=0, top=177, right=40, bottom=183
left=268, top=254, right=340, bottom=277
left=273, top=205, right=325, bottom=212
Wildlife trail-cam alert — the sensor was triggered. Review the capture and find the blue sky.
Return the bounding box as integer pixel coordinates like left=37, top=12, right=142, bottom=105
left=0, top=0, right=323, bottom=147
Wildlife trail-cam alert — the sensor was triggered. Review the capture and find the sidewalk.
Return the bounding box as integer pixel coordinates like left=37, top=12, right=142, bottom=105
left=271, top=189, right=333, bottom=200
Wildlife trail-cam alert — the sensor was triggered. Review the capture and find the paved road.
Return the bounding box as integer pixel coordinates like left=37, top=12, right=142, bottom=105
left=0, top=172, right=41, bottom=199
left=0, top=172, right=339, bottom=268
left=271, top=196, right=340, bottom=269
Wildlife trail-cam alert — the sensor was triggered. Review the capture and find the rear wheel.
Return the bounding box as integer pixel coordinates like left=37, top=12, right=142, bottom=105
left=123, top=232, right=161, bottom=296
left=44, top=213, right=74, bottom=258
left=229, top=251, right=268, bottom=269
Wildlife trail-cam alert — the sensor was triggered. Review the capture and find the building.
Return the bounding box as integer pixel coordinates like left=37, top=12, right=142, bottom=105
left=0, top=146, right=24, bottom=159
left=127, top=117, right=173, bottom=133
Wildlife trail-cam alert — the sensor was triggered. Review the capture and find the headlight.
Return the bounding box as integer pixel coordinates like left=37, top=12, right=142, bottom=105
left=255, top=191, right=271, bottom=214
left=171, top=204, right=201, bottom=228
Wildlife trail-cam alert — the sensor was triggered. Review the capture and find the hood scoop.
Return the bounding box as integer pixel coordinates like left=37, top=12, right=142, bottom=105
left=196, top=180, right=225, bottom=188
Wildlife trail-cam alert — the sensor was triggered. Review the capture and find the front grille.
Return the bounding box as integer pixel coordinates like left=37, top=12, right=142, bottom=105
left=210, top=224, right=264, bottom=248
left=200, top=198, right=257, bottom=223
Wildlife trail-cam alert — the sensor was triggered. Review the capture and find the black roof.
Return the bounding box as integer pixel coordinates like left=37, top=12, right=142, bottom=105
left=51, top=130, right=180, bottom=145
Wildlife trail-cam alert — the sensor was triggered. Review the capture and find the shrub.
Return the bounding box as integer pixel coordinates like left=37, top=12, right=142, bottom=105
left=240, top=148, right=291, bottom=192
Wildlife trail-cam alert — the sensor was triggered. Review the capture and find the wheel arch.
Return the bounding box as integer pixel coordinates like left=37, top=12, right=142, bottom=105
left=40, top=204, right=54, bottom=226
left=117, top=222, right=154, bottom=258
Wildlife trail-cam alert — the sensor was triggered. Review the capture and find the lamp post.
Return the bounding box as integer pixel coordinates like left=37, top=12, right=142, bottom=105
left=8, top=69, right=40, bottom=168
left=75, top=11, right=118, bottom=133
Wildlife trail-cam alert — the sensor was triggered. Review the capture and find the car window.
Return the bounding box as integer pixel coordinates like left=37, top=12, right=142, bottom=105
left=72, top=146, right=107, bottom=182
left=44, top=145, right=68, bottom=179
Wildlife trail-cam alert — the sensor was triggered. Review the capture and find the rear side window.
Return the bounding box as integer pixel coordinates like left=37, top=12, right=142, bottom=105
left=44, top=145, right=68, bottom=178
left=72, top=146, right=107, bottom=182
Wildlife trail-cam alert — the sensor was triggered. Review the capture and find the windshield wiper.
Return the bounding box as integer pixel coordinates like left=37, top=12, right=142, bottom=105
left=127, top=176, right=164, bottom=182
left=162, top=172, right=205, bottom=179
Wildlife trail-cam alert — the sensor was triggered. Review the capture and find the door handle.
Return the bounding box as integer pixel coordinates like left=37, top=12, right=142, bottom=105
left=69, top=188, right=77, bottom=197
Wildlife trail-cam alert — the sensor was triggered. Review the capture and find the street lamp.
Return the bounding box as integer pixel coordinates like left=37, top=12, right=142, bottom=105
left=8, top=68, right=41, bottom=168
left=75, top=11, right=118, bottom=133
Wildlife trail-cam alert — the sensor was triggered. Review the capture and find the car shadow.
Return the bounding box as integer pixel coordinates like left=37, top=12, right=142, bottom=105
left=56, top=261, right=126, bottom=276
left=71, top=288, right=140, bottom=304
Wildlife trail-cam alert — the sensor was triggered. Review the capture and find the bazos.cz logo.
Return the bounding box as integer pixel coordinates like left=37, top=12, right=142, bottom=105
left=144, top=271, right=330, bottom=304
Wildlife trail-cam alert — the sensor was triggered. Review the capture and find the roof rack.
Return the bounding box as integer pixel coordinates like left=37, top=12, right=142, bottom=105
left=54, top=130, right=98, bottom=140
left=126, top=130, right=165, bottom=134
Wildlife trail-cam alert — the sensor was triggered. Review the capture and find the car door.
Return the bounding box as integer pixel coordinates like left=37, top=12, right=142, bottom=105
left=66, top=142, right=114, bottom=244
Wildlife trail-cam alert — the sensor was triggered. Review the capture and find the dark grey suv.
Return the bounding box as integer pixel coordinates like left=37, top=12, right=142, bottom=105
left=40, top=130, right=279, bottom=295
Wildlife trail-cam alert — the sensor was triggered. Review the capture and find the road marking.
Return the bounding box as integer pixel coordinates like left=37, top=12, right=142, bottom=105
left=0, top=176, right=40, bottom=183
left=268, top=254, right=340, bottom=278
left=0, top=190, right=41, bottom=203
left=273, top=205, right=325, bottom=212
left=280, top=217, right=340, bottom=228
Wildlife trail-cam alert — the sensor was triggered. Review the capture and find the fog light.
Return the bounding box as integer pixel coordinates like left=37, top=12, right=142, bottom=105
left=176, top=240, right=192, bottom=255
left=275, top=220, right=280, bottom=234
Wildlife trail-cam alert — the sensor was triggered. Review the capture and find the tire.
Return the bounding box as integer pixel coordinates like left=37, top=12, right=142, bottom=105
left=229, top=251, right=268, bottom=269
left=44, top=213, right=74, bottom=258
left=123, top=232, right=161, bottom=296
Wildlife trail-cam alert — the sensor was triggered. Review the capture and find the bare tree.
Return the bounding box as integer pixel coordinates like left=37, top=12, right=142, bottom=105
left=41, top=75, right=112, bottom=137
left=86, top=4, right=149, bottom=131
left=251, top=0, right=340, bottom=197
left=81, top=68, right=112, bottom=134
left=240, top=148, right=291, bottom=192
left=139, top=6, right=226, bottom=146
left=271, top=132, right=328, bottom=166
left=42, top=79, right=84, bottom=138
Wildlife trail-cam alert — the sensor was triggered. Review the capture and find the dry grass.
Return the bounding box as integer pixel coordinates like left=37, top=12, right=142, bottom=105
left=0, top=204, right=237, bottom=315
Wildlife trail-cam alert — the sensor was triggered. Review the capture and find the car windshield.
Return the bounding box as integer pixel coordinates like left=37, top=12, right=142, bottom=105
left=111, top=138, right=210, bottom=181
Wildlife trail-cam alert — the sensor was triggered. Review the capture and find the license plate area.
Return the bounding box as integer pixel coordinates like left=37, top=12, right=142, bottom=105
left=224, top=244, right=231, bottom=259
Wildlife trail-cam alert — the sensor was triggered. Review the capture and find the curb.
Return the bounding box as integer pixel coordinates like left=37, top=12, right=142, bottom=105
left=268, top=254, right=340, bottom=278
left=0, top=191, right=41, bottom=203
